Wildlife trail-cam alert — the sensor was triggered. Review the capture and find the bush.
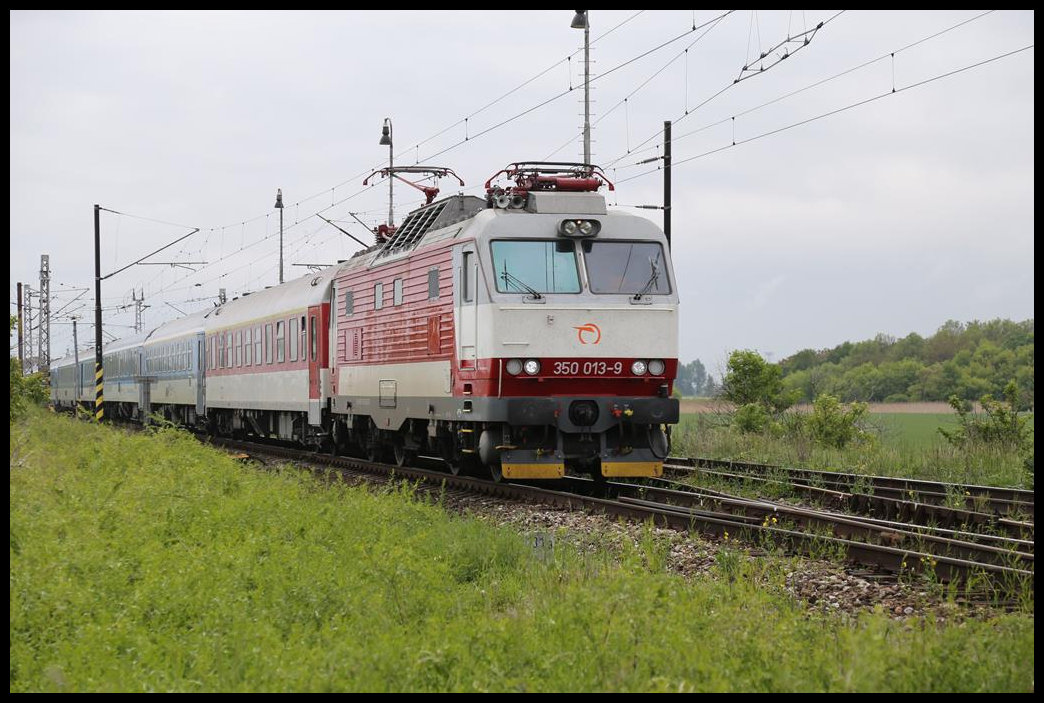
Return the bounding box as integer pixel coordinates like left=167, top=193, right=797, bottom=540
left=10, top=357, right=48, bottom=422
left=733, top=403, right=771, bottom=434
left=939, top=381, right=1033, bottom=454
left=807, top=394, right=871, bottom=449
left=722, top=350, right=797, bottom=414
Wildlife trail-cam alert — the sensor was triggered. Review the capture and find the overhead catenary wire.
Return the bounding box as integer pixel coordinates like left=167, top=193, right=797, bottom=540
left=610, top=10, right=1000, bottom=169
left=615, top=43, right=1034, bottom=185
left=603, top=10, right=847, bottom=169
left=67, top=11, right=738, bottom=313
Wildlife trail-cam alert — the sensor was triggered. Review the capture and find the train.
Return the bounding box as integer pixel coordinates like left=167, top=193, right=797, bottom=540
left=51, top=162, right=680, bottom=481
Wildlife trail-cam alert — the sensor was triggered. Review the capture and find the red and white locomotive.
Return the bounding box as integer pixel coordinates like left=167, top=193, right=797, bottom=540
left=52, top=162, right=679, bottom=480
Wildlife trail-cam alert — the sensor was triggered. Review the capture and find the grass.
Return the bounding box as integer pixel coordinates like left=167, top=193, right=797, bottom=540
left=671, top=411, right=1033, bottom=489
left=10, top=409, right=1036, bottom=692
left=873, top=413, right=1034, bottom=451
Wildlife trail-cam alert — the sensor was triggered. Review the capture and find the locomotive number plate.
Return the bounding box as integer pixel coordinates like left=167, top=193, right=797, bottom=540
left=551, top=360, right=625, bottom=376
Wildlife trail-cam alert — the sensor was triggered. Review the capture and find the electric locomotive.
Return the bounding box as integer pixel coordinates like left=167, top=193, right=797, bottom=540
left=328, top=162, right=679, bottom=480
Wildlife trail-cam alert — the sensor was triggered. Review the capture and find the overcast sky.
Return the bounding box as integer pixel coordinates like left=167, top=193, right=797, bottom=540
left=10, top=10, right=1034, bottom=374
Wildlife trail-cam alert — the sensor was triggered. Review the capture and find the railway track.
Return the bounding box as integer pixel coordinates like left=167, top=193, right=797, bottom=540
left=667, top=456, right=1034, bottom=518
left=206, top=436, right=1034, bottom=596
left=663, top=458, right=1034, bottom=546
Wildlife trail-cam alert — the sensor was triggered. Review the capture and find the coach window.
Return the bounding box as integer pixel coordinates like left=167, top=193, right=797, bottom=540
left=290, top=317, right=298, bottom=362
left=255, top=326, right=262, bottom=365
left=393, top=278, right=403, bottom=306
left=428, top=268, right=440, bottom=300
left=276, top=321, right=286, bottom=363
left=300, top=316, right=306, bottom=356
left=310, top=315, right=318, bottom=362
left=226, top=334, right=233, bottom=369
left=235, top=331, right=242, bottom=367
left=462, top=252, right=475, bottom=302
left=265, top=324, right=273, bottom=365
left=374, top=282, right=384, bottom=310
left=245, top=328, right=252, bottom=366
left=345, top=290, right=354, bottom=316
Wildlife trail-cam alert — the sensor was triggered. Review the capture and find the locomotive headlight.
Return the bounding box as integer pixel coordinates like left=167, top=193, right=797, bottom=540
left=648, top=359, right=666, bottom=376
left=505, top=359, right=523, bottom=375
left=558, top=219, right=601, bottom=237
left=631, top=360, right=648, bottom=375
left=523, top=359, right=541, bottom=376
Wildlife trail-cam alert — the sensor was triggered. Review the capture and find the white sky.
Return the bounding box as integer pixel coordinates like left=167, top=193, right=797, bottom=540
left=9, top=10, right=1035, bottom=374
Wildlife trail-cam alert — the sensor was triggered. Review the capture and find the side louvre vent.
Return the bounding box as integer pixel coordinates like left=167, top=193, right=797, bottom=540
left=376, top=202, right=447, bottom=259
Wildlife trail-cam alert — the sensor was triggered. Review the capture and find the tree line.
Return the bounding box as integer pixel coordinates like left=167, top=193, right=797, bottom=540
left=678, top=318, right=1034, bottom=409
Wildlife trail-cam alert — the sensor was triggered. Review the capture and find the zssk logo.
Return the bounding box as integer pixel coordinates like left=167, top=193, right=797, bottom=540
left=574, top=323, right=602, bottom=345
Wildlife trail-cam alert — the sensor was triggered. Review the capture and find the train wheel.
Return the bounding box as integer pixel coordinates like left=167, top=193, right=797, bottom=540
left=327, top=421, right=342, bottom=457
left=447, top=454, right=479, bottom=477
left=393, top=443, right=415, bottom=468
left=489, top=461, right=504, bottom=483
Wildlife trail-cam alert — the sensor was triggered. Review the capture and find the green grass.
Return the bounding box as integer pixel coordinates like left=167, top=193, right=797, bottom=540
left=672, top=411, right=1033, bottom=488
left=872, top=413, right=1036, bottom=451
left=10, top=410, right=1035, bottom=692
left=872, top=413, right=964, bottom=450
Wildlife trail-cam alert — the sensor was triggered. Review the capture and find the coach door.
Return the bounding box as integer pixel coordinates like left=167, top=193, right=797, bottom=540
left=457, top=246, right=478, bottom=365
left=306, top=304, right=324, bottom=425
left=195, top=331, right=206, bottom=416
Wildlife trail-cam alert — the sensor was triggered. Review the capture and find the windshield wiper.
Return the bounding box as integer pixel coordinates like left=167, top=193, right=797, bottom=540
left=632, top=254, right=662, bottom=300
left=500, top=268, right=543, bottom=300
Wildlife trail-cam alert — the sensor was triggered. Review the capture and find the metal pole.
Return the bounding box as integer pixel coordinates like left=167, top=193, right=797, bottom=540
left=275, top=188, right=285, bottom=285
left=39, top=254, right=50, bottom=378
left=72, top=317, right=80, bottom=399
left=664, top=120, right=672, bottom=249
left=583, top=21, right=591, bottom=165
left=388, top=121, right=394, bottom=227
left=94, top=204, right=104, bottom=422
left=25, top=287, right=33, bottom=374
left=16, top=281, right=23, bottom=374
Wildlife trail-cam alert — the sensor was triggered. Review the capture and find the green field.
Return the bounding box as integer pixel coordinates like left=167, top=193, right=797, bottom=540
left=671, top=408, right=1032, bottom=488
left=870, top=412, right=1035, bottom=451
left=9, top=410, right=1034, bottom=692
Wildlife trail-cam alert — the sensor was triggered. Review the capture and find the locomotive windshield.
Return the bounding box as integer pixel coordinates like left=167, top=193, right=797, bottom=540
left=491, top=240, right=581, bottom=294
left=583, top=241, right=671, bottom=295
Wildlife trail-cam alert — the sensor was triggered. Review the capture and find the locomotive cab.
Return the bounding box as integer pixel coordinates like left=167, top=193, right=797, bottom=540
left=455, top=163, right=680, bottom=480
